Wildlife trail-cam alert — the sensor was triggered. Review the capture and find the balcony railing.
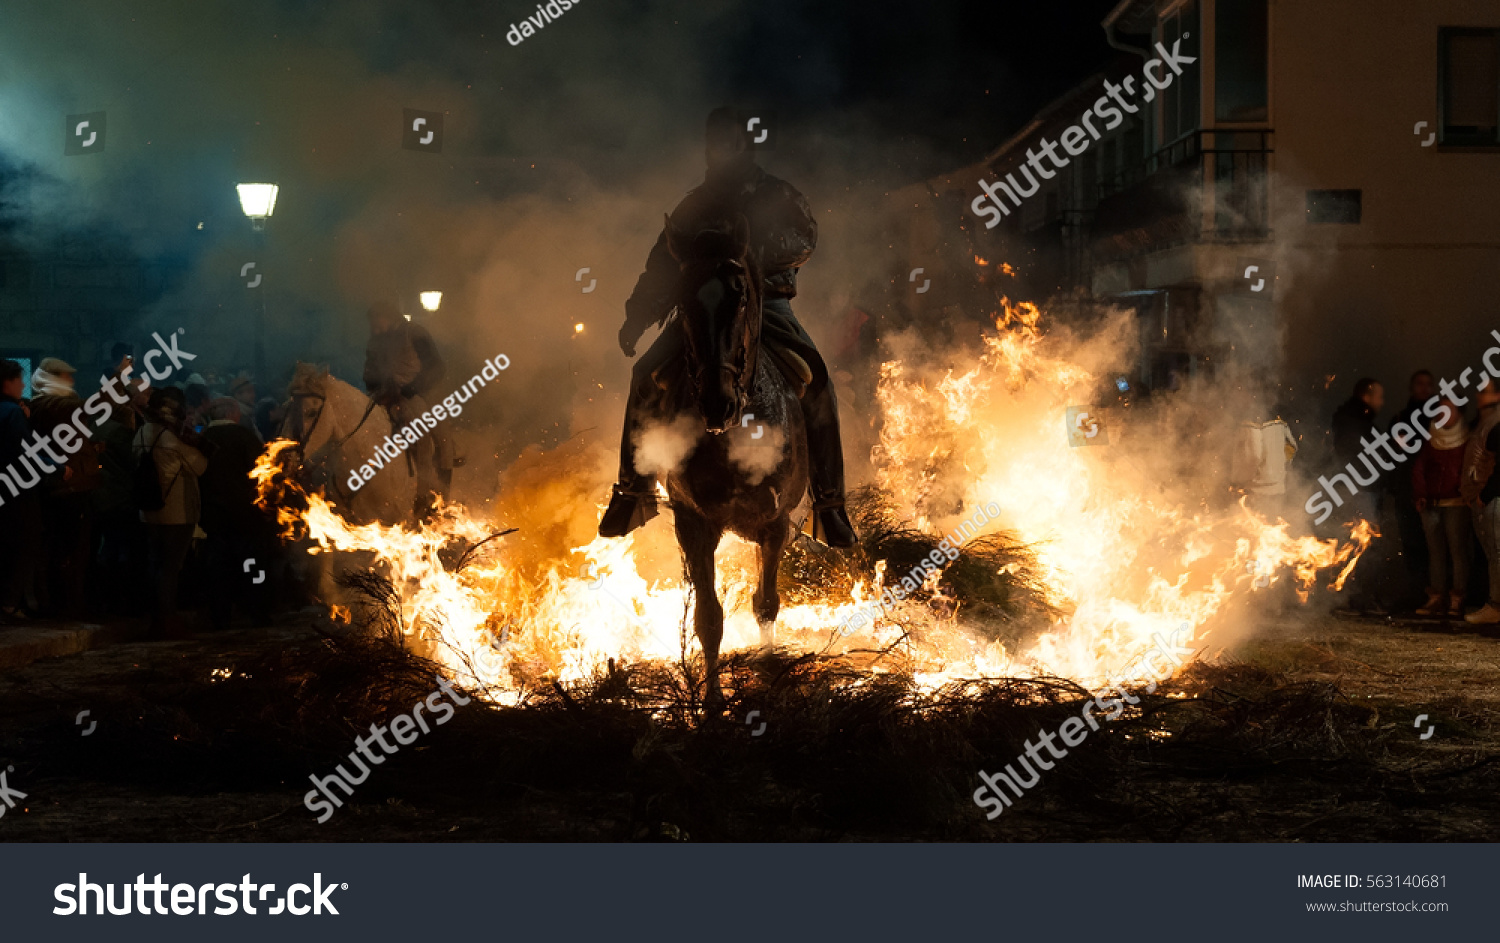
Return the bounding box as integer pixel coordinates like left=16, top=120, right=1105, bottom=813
left=1094, top=130, right=1273, bottom=259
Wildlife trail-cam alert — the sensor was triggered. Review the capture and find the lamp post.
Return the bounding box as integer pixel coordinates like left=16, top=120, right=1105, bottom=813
left=236, top=183, right=278, bottom=384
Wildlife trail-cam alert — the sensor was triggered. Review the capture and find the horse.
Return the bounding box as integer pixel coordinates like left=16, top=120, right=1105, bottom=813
left=278, top=362, right=418, bottom=527
left=659, top=214, right=809, bottom=708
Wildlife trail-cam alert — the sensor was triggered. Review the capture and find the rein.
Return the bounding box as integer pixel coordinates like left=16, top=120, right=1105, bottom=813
left=683, top=256, right=761, bottom=419
left=288, top=391, right=382, bottom=504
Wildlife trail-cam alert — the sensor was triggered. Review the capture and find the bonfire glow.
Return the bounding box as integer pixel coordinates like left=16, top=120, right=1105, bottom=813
left=254, top=292, right=1373, bottom=704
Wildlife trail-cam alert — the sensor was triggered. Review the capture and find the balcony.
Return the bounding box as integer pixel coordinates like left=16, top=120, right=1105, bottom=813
left=1093, top=130, right=1272, bottom=262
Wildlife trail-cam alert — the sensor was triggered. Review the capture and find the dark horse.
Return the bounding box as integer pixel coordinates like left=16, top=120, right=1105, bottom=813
left=661, top=213, right=808, bottom=708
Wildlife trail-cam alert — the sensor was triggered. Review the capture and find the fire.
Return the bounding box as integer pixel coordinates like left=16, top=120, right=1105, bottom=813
left=254, top=291, right=1371, bottom=702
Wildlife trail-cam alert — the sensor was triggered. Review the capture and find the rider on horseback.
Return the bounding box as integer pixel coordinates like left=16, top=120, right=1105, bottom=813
left=599, top=107, right=857, bottom=548
left=363, top=300, right=452, bottom=514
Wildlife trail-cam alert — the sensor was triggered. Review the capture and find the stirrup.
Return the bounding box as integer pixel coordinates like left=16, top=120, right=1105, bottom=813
left=598, top=483, right=659, bottom=538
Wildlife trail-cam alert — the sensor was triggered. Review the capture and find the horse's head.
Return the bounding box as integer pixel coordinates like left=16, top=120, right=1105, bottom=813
left=665, top=213, right=762, bottom=434
left=280, top=362, right=338, bottom=460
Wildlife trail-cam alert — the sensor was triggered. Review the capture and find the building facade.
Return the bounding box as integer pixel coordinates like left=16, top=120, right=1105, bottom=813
left=910, top=0, right=1500, bottom=424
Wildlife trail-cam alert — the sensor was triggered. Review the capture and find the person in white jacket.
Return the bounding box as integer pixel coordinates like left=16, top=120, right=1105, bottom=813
left=1232, top=412, right=1298, bottom=520
left=133, top=386, right=208, bottom=638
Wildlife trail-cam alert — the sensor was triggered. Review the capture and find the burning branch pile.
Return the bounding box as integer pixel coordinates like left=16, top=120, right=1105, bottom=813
left=253, top=295, right=1373, bottom=703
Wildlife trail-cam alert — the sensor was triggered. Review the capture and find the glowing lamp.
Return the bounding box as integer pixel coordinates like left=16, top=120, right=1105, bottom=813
left=236, top=183, right=279, bottom=230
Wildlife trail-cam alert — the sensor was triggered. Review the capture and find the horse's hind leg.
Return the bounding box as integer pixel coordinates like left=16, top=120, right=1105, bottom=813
left=675, top=508, right=725, bottom=709
left=753, top=518, right=789, bottom=650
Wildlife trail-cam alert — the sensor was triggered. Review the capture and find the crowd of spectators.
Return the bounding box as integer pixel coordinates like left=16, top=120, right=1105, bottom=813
left=0, top=352, right=286, bottom=636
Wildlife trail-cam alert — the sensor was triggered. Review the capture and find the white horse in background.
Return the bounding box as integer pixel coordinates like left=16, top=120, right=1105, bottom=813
left=279, top=362, right=419, bottom=527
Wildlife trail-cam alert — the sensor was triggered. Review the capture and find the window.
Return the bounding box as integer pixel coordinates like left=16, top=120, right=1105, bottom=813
left=1441, top=28, right=1500, bottom=146
left=1, top=356, right=35, bottom=399
left=1306, top=189, right=1361, bottom=224
left=1216, top=0, right=1268, bottom=122
left=1159, top=1, right=1200, bottom=143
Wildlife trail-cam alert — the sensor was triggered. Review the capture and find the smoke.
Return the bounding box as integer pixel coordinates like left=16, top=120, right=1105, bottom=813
left=632, top=416, right=701, bottom=480
left=725, top=421, right=789, bottom=485
left=0, top=0, right=991, bottom=511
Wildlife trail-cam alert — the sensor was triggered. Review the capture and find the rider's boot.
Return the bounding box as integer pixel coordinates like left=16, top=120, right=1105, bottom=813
left=801, top=359, right=858, bottom=549
left=599, top=478, right=658, bottom=539
left=811, top=503, right=857, bottom=548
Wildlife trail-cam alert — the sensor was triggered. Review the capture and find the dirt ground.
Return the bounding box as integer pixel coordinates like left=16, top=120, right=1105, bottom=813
left=0, top=606, right=1496, bottom=842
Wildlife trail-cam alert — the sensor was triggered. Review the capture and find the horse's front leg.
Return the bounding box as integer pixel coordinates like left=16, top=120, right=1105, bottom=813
left=675, top=508, right=725, bottom=710
left=753, top=517, right=789, bottom=650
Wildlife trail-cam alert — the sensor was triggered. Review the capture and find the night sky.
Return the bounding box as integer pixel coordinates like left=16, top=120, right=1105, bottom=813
left=0, top=0, right=1125, bottom=443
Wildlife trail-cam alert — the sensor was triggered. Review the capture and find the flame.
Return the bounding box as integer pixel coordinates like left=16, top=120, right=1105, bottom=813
left=253, top=289, right=1371, bottom=701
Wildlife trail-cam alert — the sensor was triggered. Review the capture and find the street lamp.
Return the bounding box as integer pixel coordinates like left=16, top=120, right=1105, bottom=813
left=236, top=183, right=279, bottom=231
left=419, top=291, right=443, bottom=312
left=236, top=182, right=278, bottom=383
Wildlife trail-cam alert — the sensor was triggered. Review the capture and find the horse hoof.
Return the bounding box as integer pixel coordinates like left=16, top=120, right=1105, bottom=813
left=757, top=620, right=776, bottom=651
left=703, top=688, right=726, bottom=715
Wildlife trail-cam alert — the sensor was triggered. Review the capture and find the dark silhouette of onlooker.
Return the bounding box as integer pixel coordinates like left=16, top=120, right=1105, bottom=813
left=134, top=386, right=208, bottom=638
left=1330, top=377, right=1385, bottom=612
left=254, top=397, right=282, bottom=443
left=228, top=373, right=263, bottom=442
left=0, top=359, right=43, bottom=622
left=27, top=357, right=100, bottom=617
left=1390, top=369, right=1436, bottom=609
left=1330, top=377, right=1385, bottom=518
left=199, top=397, right=272, bottom=629
left=89, top=388, right=145, bottom=617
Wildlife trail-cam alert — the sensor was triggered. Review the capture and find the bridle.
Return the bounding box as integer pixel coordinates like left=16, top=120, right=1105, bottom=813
left=286, top=390, right=380, bottom=504
left=681, top=256, right=761, bottom=423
